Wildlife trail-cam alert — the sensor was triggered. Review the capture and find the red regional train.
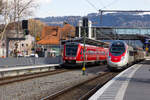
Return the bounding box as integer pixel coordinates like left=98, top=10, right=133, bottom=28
left=63, top=42, right=108, bottom=66
left=107, top=40, right=145, bottom=71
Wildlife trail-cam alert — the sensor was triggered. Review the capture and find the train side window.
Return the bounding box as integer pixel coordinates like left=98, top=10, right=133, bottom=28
left=102, top=51, right=105, bottom=55
left=129, top=51, right=134, bottom=56
left=89, top=50, right=91, bottom=55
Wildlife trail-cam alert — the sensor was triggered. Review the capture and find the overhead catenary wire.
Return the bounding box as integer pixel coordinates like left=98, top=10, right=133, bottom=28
left=85, top=0, right=99, bottom=11
left=84, top=0, right=116, bottom=37
left=95, top=0, right=105, bottom=9
left=85, top=0, right=119, bottom=12
left=101, top=0, right=119, bottom=9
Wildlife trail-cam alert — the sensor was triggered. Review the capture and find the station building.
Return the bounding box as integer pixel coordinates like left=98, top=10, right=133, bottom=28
left=76, top=18, right=150, bottom=49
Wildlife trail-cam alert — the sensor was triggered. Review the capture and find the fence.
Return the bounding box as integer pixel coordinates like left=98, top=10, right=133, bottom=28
left=0, top=56, right=62, bottom=67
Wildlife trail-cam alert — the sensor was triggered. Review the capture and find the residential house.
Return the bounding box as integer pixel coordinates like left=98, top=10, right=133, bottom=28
left=37, top=23, right=75, bottom=57
left=0, top=19, right=46, bottom=57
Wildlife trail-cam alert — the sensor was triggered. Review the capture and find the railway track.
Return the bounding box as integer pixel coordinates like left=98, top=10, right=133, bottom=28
left=0, top=69, right=69, bottom=85
left=41, top=71, right=119, bottom=100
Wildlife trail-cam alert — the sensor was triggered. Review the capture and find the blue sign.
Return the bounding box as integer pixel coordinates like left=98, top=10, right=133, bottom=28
left=145, top=39, right=150, bottom=44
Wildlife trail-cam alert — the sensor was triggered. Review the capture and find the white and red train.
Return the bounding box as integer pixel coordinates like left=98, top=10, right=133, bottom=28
left=63, top=42, right=108, bottom=66
left=107, top=40, right=145, bottom=71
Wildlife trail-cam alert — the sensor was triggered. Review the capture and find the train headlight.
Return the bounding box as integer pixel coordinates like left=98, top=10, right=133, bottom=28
left=121, top=56, right=125, bottom=61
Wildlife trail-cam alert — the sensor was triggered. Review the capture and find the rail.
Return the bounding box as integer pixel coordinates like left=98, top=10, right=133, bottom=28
left=0, top=69, right=69, bottom=85
left=41, top=72, right=119, bottom=100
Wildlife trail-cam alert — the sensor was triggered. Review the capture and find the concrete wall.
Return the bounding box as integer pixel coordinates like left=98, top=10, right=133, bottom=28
left=0, top=56, right=62, bottom=67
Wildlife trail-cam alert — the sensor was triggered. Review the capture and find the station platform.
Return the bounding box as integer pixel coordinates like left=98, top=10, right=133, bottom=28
left=0, top=64, right=59, bottom=78
left=89, top=59, right=150, bottom=100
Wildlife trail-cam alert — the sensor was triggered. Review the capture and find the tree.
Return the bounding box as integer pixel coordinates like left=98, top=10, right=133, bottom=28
left=0, top=0, right=38, bottom=57
left=0, top=0, right=38, bottom=40
left=8, top=0, right=38, bottom=35
left=0, top=0, right=4, bottom=14
left=28, top=19, right=46, bottom=39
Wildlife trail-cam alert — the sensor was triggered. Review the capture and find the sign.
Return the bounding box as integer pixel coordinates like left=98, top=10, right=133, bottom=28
left=145, top=39, right=150, bottom=44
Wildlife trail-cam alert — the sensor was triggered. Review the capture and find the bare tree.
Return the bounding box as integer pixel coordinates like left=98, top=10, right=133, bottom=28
left=0, top=0, right=10, bottom=41
left=0, top=0, right=4, bottom=14
left=0, top=0, right=38, bottom=57
left=9, top=0, right=38, bottom=35
left=0, top=0, right=38, bottom=40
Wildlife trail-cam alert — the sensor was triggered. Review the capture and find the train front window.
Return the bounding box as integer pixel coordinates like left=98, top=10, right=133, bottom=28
left=110, top=42, right=125, bottom=56
left=66, top=44, right=78, bottom=57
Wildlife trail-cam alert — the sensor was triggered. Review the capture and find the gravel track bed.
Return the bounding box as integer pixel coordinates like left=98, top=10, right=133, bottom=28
left=0, top=66, right=105, bottom=100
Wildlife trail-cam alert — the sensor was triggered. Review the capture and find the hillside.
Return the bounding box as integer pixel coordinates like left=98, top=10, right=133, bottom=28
left=35, top=13, right=150, bottom=27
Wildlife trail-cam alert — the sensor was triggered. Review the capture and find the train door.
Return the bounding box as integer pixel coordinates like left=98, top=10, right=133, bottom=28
left=80, top=46, right=88, bottom=62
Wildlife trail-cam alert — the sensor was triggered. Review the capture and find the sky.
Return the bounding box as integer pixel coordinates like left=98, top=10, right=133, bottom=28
left=35, top=0, right=150, bottom=18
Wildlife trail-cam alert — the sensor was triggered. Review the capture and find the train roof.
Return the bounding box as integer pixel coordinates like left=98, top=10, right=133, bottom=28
left=110, top=40, right=144, bottom=50
left=61, top=37, right=109, bottom=47
left=65, top=42, right=104, bottom=48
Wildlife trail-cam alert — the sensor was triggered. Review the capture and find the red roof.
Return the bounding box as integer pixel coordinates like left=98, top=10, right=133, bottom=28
left=37, top=24, right=75, bottom=45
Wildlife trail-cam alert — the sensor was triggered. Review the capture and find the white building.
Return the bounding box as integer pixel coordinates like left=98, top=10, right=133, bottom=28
left=8, top=34, right=35, bottom=57
left=78, top=18, right=96, bottom=39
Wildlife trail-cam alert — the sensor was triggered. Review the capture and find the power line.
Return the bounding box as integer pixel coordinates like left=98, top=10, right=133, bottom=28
left=85, top=0, right=98, bottom=11
left=101, top=0, right=119, bottom=9
left=95, top=0, right=105, bottom=9
left=85, top=0, right=120, bottom=13
left=99, top=10, right=150, bottom=13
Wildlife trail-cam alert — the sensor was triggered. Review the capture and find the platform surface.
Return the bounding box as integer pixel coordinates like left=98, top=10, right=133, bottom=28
left=89, top=60, right=150, bottom=100
left=0, top=64, right=59, bottom=72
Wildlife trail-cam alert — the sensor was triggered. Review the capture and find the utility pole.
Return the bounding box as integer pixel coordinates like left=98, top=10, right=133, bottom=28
left=58, top=27, right=62, bottom=64
left=34, top=20, right=36, bottom=64
left=99, top=10, right=103, bottom=26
